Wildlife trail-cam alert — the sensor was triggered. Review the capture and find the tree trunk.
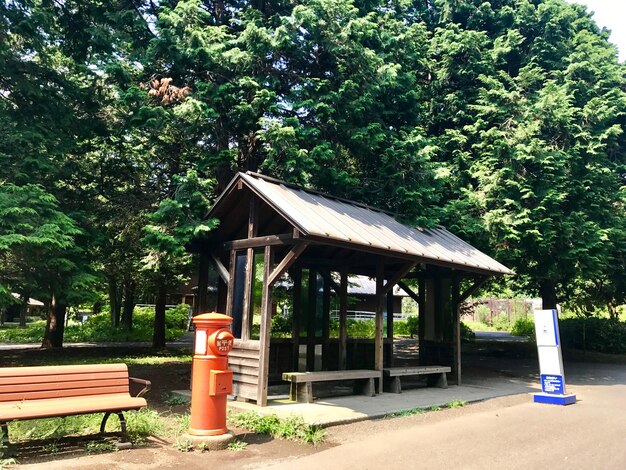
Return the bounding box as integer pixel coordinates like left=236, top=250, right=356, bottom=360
left=19, top=290, right=29, bottom=327
left=108, top=276, right=122, bottom=327
left=122, top=279, right=135, bottom=332
left=540, top=280, right=558, bottom=310
left=42, top=294, right=66, bottom=348
left=607, top=298, right=618, bottom=320
left=153, top=279, right=167, bottom=348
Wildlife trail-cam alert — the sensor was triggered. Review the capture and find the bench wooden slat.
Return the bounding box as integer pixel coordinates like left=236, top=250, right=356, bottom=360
left=0, top=364, right=128, bottom=378
left=0, top=385, right=131, bottom=403
left=384, top=366, right=451, bottom=377
left=0, top=371, right=129, bottom=387
left=0, top=394, right=146, bottom=421
left=283, top=370, right=381, bottom=383
left=0, top=378, right=129, bottom=395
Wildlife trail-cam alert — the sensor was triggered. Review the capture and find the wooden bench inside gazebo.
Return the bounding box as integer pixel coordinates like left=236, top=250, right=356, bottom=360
left=191, top=172, right=513, bottom=406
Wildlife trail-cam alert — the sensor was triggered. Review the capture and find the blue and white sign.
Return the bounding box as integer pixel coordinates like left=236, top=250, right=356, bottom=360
left=533, top=310, right=576, bottom=405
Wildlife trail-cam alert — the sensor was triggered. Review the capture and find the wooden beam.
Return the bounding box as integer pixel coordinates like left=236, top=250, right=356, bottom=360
left=268, top=242, right=309, bottom=286
left=452, top=277, right=462, bottom=386
left=257, top=245, right=274, bottom=406
left=375, top=260, right=384, bottom=379
left=319, top=270, right=340, bottom=293
left=398, top=281, right=419, bottom=304
left=291, top=267, right=302, bottom=371
left=306, top=269, right=317, bottom=371
left=322, top=273, right=331, bottom=370
left=459, top=276, right=489, bottom=303
left=241, top=247, right=254, bottom=340
left=220, top=233, right=296, bottom=251
left=386, top=290, right=394, bottom=368
left=209, top=253, right=229, bottom=284
left=241, top=198, right=259, bottom=340
left=418, top=278, right=425, bottom=364
left=381, top=262, right=417, bottom=296
left=339, top=269, right=348, bottom=371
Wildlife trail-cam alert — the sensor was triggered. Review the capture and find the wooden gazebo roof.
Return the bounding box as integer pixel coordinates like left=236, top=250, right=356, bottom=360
left=205, top=172, right=512, bottom=278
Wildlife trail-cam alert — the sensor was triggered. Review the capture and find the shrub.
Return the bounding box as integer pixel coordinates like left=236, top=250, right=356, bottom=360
left=392, top=317, right=418, bottom=337
left=491, top=314, right=511, bottom=332
left=560, top=317, right=626, bottom=354
left=511, top=317, right=535, bottom=337
left=460, top=322, right=475, bottom=342
left=229, top=412, right=325, bottom=445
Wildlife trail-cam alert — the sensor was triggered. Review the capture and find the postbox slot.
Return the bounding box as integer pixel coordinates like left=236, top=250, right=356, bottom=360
left=209, top=370, right=233, bottom=396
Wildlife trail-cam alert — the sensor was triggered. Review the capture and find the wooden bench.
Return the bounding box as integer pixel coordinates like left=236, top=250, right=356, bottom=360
left=383, top=366, right=451, bottom=393
left=282, top=370, right=382, bottom=403
left=0, top=363, right=150, bottom=445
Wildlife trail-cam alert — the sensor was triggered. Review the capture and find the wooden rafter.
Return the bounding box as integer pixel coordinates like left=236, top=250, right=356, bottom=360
left=382, top=262, right=417, bottom=296
left=220, top=233, right=295, bottom=251
left=459, top=276, right=489, bottom=303
left=268, top=242, right=309, bottom=286
left=209, top=253, right=229, bottom=283
left=397, top=281, right=419, bottom=303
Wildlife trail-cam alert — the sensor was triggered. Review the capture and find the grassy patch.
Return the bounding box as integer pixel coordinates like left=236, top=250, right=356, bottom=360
left=229, top=412, right=326, bottom=445
left=445, top=400, right=466, bottom=408
left=227, top=440, right=248, bottom=451
left=163, top=393, right=190, bottom=406
left=385, top=407, right=426, bottom=418
left=5, top=408, right=164, bottom=446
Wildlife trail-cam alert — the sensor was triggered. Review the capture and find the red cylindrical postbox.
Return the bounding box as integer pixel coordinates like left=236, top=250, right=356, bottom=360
left=189, top=313, right=234, bottom=436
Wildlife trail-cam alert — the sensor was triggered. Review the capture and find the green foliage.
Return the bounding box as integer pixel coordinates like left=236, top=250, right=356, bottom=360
left=227, top=440, right=248, bottom=451
left=560, top=318, right=626, bottom=354
left=163, top=393, right=190, bottom=407
left=173, top=437, right=194, bottom=452
left=511, top=317, right=536, bottom=337
left=460, top=322, right=476, bottom=342
left=512, top=317, right=626, bottom=354
left=0, top=306, right=189, bottom=343
left=491, top=314, right=512, bottom=332
left=85, top=440, right=118, bottom=455
left=229, top=412, right=326, bottom=445
left=6, top=409, right=161, bottom=443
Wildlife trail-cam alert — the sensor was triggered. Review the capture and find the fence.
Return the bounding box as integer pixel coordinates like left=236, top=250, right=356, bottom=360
left=461, top=298, right=531, bottom=324
left=330, top=310, right=415, bottom=321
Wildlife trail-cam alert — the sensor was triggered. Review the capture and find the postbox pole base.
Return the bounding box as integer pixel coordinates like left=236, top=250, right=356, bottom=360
left=183, top=431, right=236, bottom=451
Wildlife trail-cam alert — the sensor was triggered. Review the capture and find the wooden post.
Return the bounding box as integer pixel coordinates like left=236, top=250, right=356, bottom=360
left=452, top=277, right=461, bottom=385
left=386, top=289, right=394, bottom=368
left=339, top=268, right=348, bottom=370
left=291, top=267, right=302, bottom=371
left=195, top=253, right=209, bottom=316
left=306, top=269, right=317, bottom=371
left=225, top=249, right=236, bottom=316
left=418, top=278, right=425, bottom=365
left=241, top=197, right=259, bottom=340
left=322, top=272, right=331, bottom=370
left=375, top=260, right=384, bottom=374
left=257, top=245, right=274, bottom=406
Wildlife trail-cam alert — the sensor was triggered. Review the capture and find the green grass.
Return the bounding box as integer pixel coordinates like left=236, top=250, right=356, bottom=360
left=228, top=412, right=326, bottom=445
left=385, top=399, right=467, bottom=419
left=6, top=408, right=165, bottom=445
left=227, top=440, right=248, bottom=451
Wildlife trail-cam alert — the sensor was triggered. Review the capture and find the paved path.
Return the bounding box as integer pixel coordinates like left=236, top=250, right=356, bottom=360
left=266, top=364, right=626, bottom=470
left=474, top=330, right=529, bottom=342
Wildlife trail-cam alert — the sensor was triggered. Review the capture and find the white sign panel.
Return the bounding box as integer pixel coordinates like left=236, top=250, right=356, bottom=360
left=195, top=330, right=207, bottom=355
left=534, top=309, right=559, bottom=347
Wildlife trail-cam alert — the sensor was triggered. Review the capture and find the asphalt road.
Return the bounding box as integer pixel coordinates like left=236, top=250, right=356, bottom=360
left=267, top=363, right=626, bottom=470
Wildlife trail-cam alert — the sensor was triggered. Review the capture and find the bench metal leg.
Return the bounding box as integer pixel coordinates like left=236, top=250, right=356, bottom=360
left=353, top=378, right=375, bottom=397
left=101, top=411, right=128, bottom=441
left=1, top=421, right=9, bottom=445
left=290, top=382, right=313, bottom=403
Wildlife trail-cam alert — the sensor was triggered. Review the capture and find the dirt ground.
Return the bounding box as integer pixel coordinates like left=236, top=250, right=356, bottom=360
left=3, top=341, right=624, bottom=469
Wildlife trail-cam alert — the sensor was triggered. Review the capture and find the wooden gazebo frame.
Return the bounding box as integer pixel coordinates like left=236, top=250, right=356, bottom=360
left=193, top=172, right=513, bottom=406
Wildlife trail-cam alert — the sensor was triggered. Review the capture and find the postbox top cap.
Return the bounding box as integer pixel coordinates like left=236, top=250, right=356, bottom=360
left=193, top=312, right=233, bottom=325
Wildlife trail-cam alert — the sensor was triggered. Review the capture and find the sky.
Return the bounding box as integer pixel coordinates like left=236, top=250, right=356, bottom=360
left=565, top=0, right=626, bottom=61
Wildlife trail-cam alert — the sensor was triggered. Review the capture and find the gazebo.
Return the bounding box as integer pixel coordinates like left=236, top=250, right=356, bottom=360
left=192, top=172, right=513, bottom=406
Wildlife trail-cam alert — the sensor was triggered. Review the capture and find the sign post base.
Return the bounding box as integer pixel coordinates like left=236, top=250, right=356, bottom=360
left=533, top=392, right=576, bottom=406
